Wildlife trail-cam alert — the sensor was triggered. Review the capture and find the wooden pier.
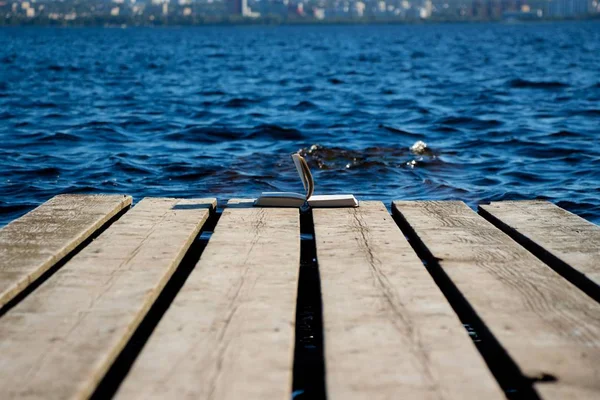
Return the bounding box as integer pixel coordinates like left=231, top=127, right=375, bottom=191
left=0, top=194, right=599, bottom=400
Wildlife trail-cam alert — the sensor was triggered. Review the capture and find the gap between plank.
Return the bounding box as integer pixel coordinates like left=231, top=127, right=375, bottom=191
left=478, top=205, right=600, bottom=305
left=0, top=205, right=131, bottom=318
left=90, top=208, right=222, bottom=400
left=392, top=207, right=544, bottom=400
left=292, top=210, right=327, bottom=400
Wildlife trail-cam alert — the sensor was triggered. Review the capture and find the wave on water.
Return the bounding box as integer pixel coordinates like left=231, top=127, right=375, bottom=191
left=249, top=124, right=304, bottom=140
left=46, top=64, right=84, bottom=73
left=165, top=127, right=242, bottom=143
left=507, top=78, right=570, bottom=89
left=434, top=116, right=504, bottom=129
left=297, top=141, right=440, bottom=170
left=224, top=97, right=261, bottom=108
left=292, top=101, right=318, bottom=111
left=379, top=124, right=423, bottom=137
left=39, top=132, right=82, bottom=143
left=164, top=124, right=304, bottom=143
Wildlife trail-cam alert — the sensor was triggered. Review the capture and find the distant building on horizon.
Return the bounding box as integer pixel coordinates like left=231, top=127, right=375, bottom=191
left=228, top=0, right=249, bottom=15
left=545, top=0, right=590, bottom=16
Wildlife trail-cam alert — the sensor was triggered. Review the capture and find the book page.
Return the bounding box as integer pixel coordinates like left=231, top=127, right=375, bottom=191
left=255, top=194, right=306, bottom=207
left=307, top=194, right=358, bottom=208
left=308, top=195, right=356, bottom=201
left=257, top=192, right=305, bottom=200
left=300, top=155, right=314, bottom=199
left=292, top=153, right=314, bottom=199
left=292, top=154, right=308, bottom=198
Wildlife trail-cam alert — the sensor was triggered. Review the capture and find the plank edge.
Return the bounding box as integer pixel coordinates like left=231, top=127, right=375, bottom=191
left=0, top=194, right=133, bottom=309
left=478, top=203, right=600, bottom=304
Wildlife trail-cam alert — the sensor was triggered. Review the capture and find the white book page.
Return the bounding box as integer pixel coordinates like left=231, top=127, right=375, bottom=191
left=255, top=193, right=306, bottom=207
left=307, top=194, right=358, bottom=208
left=258, top=192, right=306, bottom=200
left=308, top=194, right=356, bottom=201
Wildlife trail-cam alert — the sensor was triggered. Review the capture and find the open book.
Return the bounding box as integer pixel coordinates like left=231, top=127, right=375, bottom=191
left=255, top=153, right=359, bottom=208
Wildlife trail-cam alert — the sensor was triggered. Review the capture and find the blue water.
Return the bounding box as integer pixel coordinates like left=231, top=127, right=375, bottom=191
left=1, top=22, right=599, bottom=227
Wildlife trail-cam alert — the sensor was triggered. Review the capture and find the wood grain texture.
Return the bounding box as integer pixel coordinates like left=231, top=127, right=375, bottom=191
left=115, top=205, right=300, bottom=400
left=313, top=201, right=504, bottom=400
left=479, top=200, right=600, bottom=290
left=0, top=197, right=215, bottom=400
left=0, top=194, right=132, bottom=308
left=393, top=200, right=600, bottom=400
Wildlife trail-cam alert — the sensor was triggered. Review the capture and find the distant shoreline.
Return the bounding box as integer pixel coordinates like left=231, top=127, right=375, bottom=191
left=1, top=14, right=599, bottom=28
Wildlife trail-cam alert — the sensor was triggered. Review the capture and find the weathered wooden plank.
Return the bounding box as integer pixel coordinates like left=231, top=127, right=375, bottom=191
left=393, top=200, right=600, bottom=400
left=115, top=203, right=300, bottom=400
left=0, top=194, right=132, bottom=308
left=0, top=197, right=215, bottom=400
left=479, top=200, right=600, bottom=295
left=313, top=201, right=504, bottom=399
